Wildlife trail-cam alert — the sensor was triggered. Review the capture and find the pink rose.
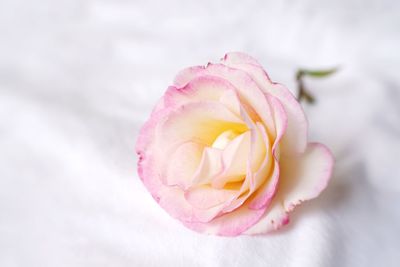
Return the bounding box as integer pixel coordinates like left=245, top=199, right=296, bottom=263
left=136, top=52, right=334, bottom=236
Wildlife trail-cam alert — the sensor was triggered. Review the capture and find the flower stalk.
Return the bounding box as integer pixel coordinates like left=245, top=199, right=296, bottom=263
left=296, top=68, right=338, bottom=104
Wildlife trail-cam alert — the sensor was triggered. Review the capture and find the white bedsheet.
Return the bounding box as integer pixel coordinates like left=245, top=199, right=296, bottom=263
left=1, top=0, right=400, bottom=266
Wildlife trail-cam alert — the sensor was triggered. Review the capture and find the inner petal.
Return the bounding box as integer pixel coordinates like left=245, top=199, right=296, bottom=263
left=211, top=129, right=240, bottom=149
left=185, top=185, right=237, bottom=210
left=191, top=147, right=223, bottom=186
left=163, top=141, right=204, bottom=188
left=211, top=131, right=251, bottom=189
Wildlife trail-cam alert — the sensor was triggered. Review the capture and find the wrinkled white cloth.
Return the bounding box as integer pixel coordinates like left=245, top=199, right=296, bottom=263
left=1, top=0, right=400, bottom=266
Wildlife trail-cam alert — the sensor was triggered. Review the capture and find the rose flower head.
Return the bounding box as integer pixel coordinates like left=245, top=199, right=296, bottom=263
left=136, top=52, right=334, bottom=236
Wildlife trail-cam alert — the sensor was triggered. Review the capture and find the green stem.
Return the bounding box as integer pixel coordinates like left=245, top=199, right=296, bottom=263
left=296, top=67, right=338, bottom=104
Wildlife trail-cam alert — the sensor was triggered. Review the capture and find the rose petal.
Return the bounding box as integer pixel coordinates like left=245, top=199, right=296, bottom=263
left=185, top=185, right=237, bottom=210
left=280, top=143, right=334, bottom=209
left=191, top=147, right=223, bottom=186
left=248, top=94, right=288, bottom=210
left=243, top=202, right=290, bottom=235
left=184, top=202, right=266, bottom=236
left=244, top=143, right=334, bottom=234
left=163, top=141, right=204, bottom=188
left=136, top=108, right=172, bottom=198
left=214, top=131, right=251, bottom=187
left=158, top=187, right=224, bottom=223
left=165, top=75, right=240, bottom=116
left=173, top=63, right=276, bottom=136
left=247, top=123, right=278, bottom=210
left=219, top=89, right=241, bottom=116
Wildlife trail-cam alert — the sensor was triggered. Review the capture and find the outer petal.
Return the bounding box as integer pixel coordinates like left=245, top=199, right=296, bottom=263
left=244, top=143, right=334, bottom=234
left=136, top=108, right=172, bottom=198
left=164, top=75, right=240, bottom=116
left=221, top=52, right=308, bottom=155
left=185, top=185, right=237, bottom=210
left=184, top=202, right=266, bottom=236
left=280, top=143, right=334, bottom=209
left=158, top=186, right=224, bottom=223
left=173, top=63, right=276, bottom=137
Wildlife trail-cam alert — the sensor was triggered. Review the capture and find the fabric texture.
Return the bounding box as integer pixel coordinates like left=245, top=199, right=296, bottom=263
left=1, top=0, right=399, bottom=266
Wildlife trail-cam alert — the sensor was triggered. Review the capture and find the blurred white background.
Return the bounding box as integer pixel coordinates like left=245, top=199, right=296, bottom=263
left=1, top=0, right=400, bottom=266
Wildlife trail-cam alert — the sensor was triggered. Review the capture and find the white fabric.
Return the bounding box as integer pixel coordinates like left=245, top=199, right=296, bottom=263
left=1, top=0, right=400, bottom=266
